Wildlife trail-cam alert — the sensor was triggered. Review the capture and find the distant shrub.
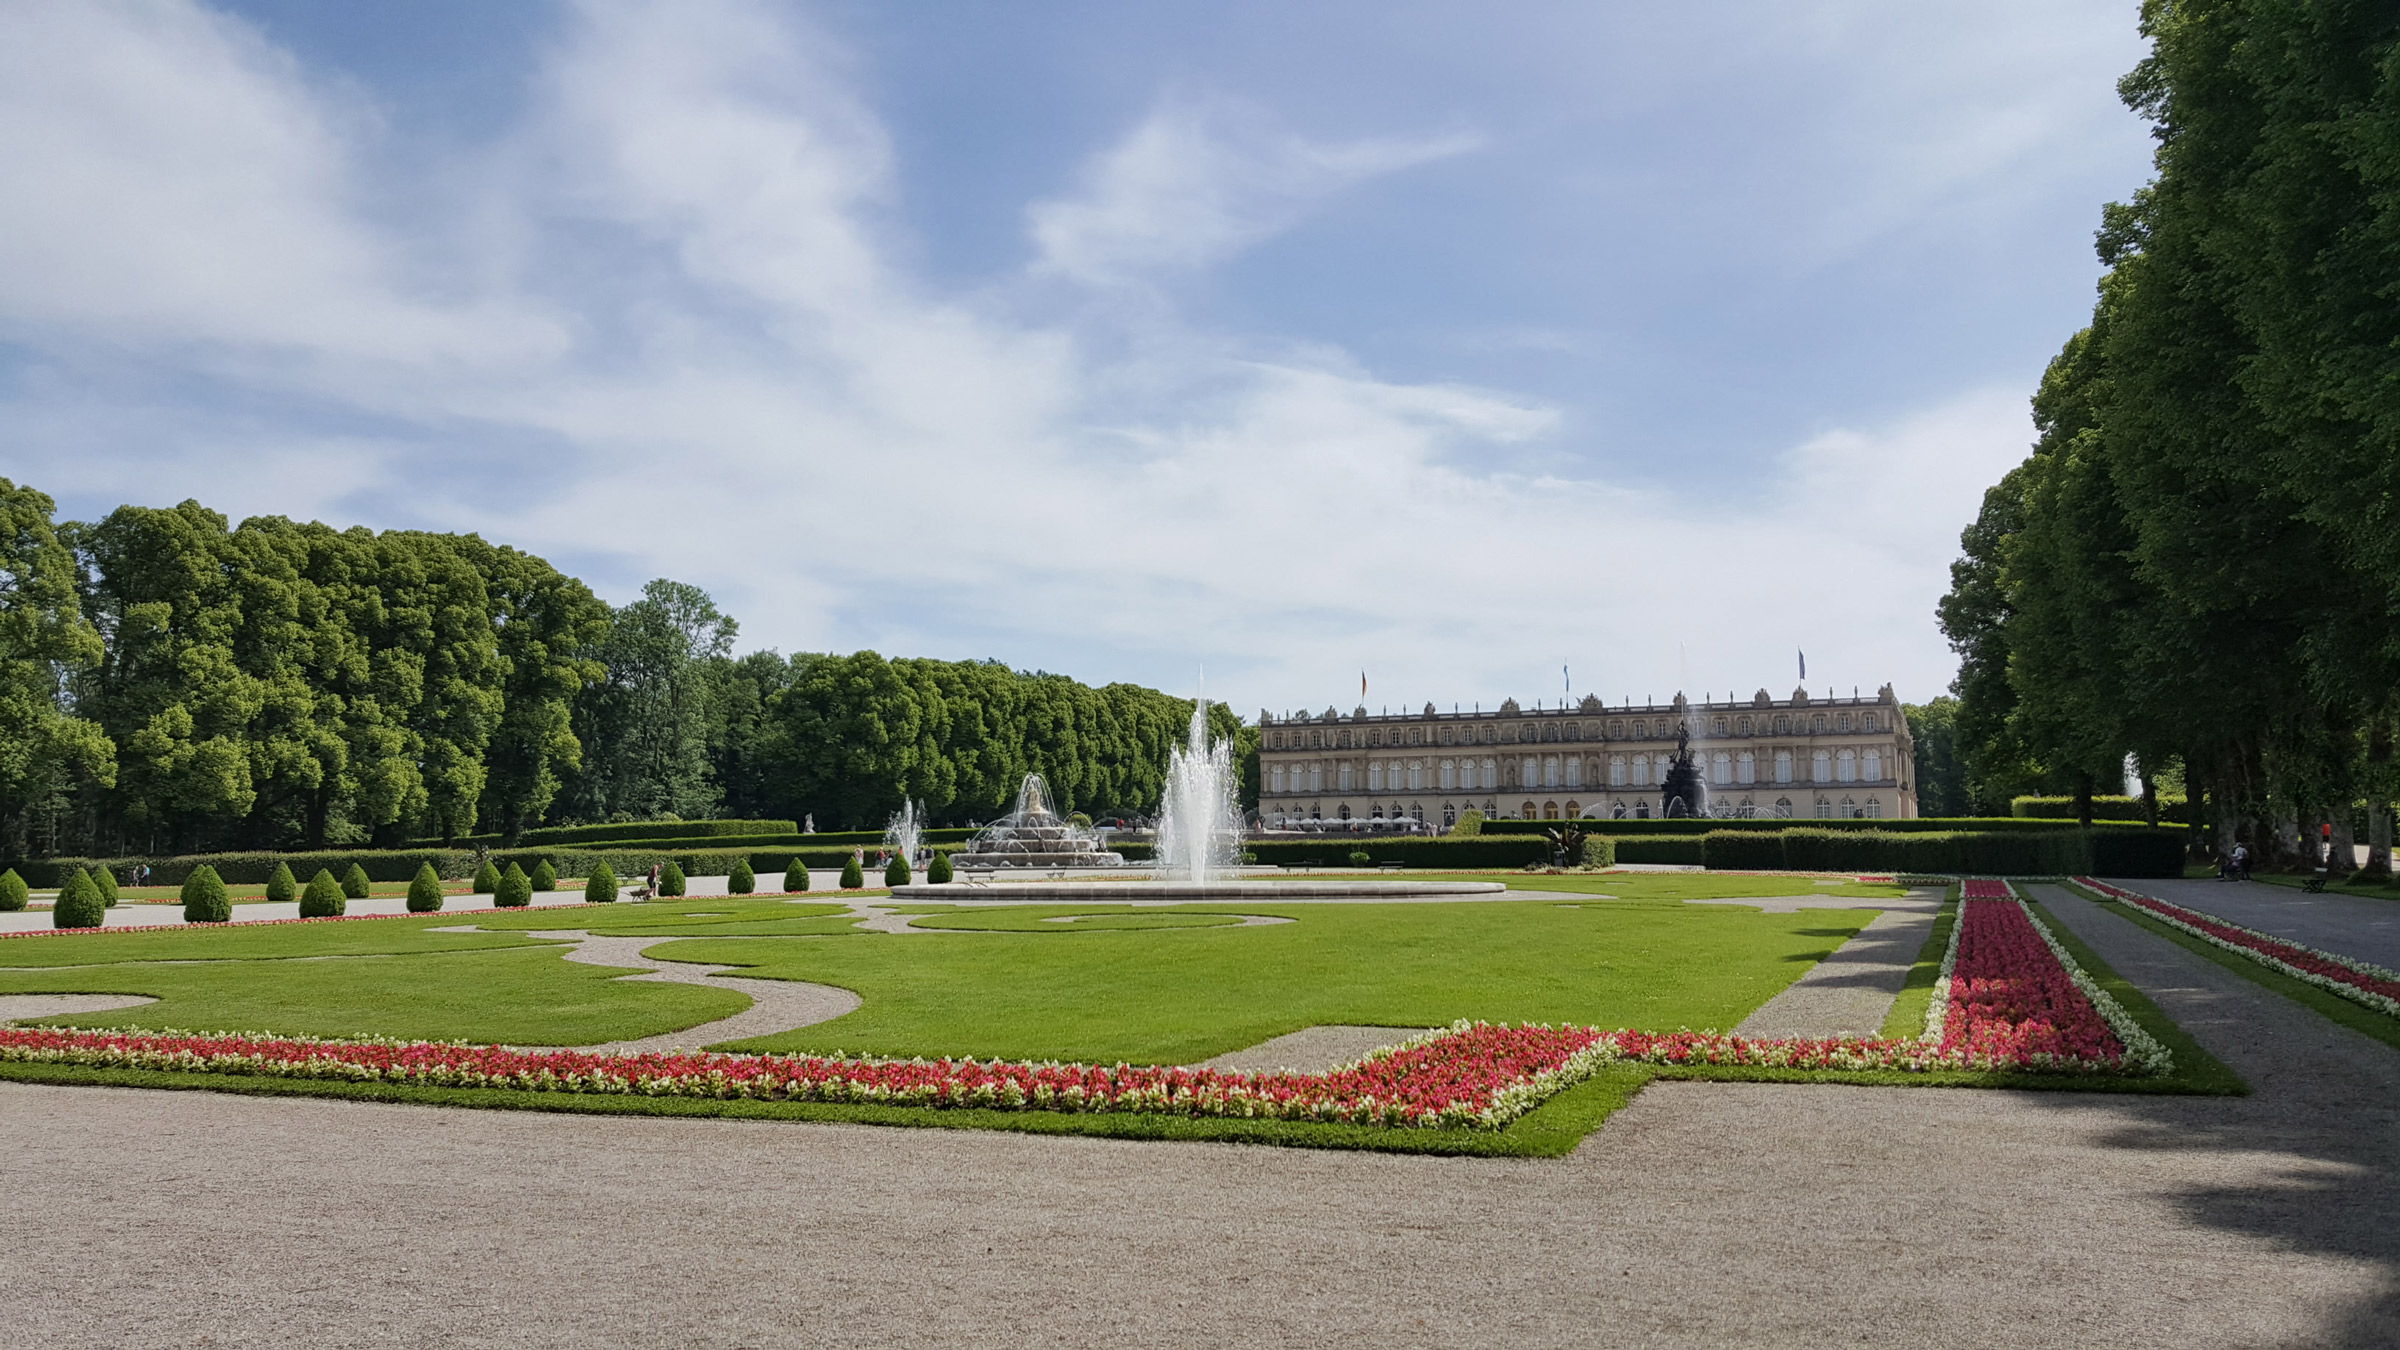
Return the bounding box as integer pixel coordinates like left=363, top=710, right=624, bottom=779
left=585, top=862, right=618, bottom=904
left=926, top=853, right=952, bottom=884
left=495, top=862, right=532, bottom=908
left=782, top=859, right=809, bottom=893
left=729, top=857, right=756, bottom=895
left=473, top=859, right=502, bottom=895
left=1347, top=851, right=1372, bottom=867
left=264, top=862, right=298, bottom=904
left=659, top=861, right=686, bottom=897
left=1451, top=810, right=1484, bottom=837
left=341, top=863, right=372, bottom=900
left=840, top=854, right=864, bottom=889
left=1241, top=850, right=1258, bottom=864
left=407, top=863, right=445, bottom=913
left=53, top=870, right=105, bottom=929
left=0, top=868, right=26, bottom=911
left=1582, top=837, right=1616, bottom=868
left=884, top=855, right=911, bottom=887
left=529, top=858, right=557, bottom=892
left=180, top=864, right=231, bottom=923
left=299, top=868, right=346, bottom=918
left=94, top=867, right=120, bottom=908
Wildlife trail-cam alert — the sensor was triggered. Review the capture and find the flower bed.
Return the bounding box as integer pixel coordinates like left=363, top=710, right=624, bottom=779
left=2077, top=878, right=2400, bottom=1018
left=1927, top=880, right=2168, bottom=1072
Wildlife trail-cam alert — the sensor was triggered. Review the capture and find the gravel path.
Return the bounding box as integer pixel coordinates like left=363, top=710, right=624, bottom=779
left=3, top=882, right=2393, bottom=1346
left=0, top=993, right=156, bottom=1021
left=1732, top=901, right=1938, bottom=1039
left=1196, top=1024, right=1432, bottom=1073
left=2109, top=876, right=2400, bottom=969
left=493, top=928, right=860, bottom=1053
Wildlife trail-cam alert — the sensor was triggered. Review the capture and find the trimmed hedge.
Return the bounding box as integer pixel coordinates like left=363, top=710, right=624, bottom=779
left=518, top=818, right=799, bottom=847
left=299, top=869, right=346, bottom=918
left=884, top=855, right=911, bottom=887
left=584, top=863, right=619, bottom=904
left=341, top=863, right=372, bottom=900
left=1699, top=826, right=2184, bottom=877
left=265, top=864, right=297, bottom=904
left=472, top=859, right=503, bottom=894
left=407, top=864, right=445, bottom=914
left=530, top=859, right=557, bottom=892
left=181, top=865, right=231, bottom=923
left=1245, top=837, right=1548, bottom=868
left=1607, top=836, right=1705, bottom=865
left=0, top=868, right=25, bottom=912
left=729, top=858, right=756, bottom=895
left=926, top=852, right=952, bottom=884
left=1476, top=815, right=2090, bottom=837
left=1582, top=837, right=1615, bottom=867
left=54, top=870, right=105, bottom=929
left=783, top=859, right=809, bottom=892
left=495, top=863, right=532, bottom=909
left=94, top=867, right=119, bottom=908
left=839, top=855, right=864, bottom=889
left=2011, top=794, right=2189, bottom=822
left=659, top=861, right=686, bottom=897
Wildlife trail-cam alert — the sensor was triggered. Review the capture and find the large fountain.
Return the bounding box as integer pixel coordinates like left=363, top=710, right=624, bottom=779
left=891, top=688, right=1503, bottom=901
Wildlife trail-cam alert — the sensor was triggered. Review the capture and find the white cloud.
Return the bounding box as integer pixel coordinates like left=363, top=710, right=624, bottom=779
left=1029, top=96, right=1478, bottom=287
left=0, top=0, right=2035, bottom=717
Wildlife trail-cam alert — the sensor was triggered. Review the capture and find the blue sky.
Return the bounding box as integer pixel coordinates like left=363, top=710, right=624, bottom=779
left=0, top=1, right=2155, bottom=717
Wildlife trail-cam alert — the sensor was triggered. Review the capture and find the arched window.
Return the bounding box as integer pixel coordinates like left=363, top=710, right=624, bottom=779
left=1543, top=756, right=1560, bottom=788
left=1865, top=797, right=1883, bottom=818
left=1339, top=763, right=1354, bottom=791
left=1712, top=752, right=1731, bottom=785
left=1839, top=796, right=1856, bottom=818
left=1774, top=796, right=1793, bottom=818
left=1836, top=749, right=1856, bottom=783
left=1565, top=757, right=1583, bottom=788
left=1439, top=760, right=1455, bottom=790
left=1611, top=802, right=1627, bottom=819
left=1774, top=750, right=1793, bottom=784
left=1338, top=804, right=1351, bottom=820
left=1812, top=750, right=1831, bottom=783
left=1609, top=756, right=1627, bottom=787
left=1737, top=751, right=1756, bottom=785
left=1633, top=754, right=1652, bottom=787
left=1309, top=763, right=1324, bottom=792
left=1521, top=756, right=1537, bottom=786
left=1634, top=801, right=1651, bottom=819
left=1271, top=765, right=1286, bottom=793
left=1408, top=760, right=1424, bottom=790
left=1368, top=762, right=1384, bottom=791
left=1521, top=800, right=1538, bottom=818
left=1863, top=749, right=1883, bottom=781
left=1814, top=796, right=1833, bottom=819
left=1542, top=723, right=1559, bottom=743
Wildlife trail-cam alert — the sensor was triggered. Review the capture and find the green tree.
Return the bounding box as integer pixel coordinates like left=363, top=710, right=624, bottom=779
left=1903, top=698, right=1970, bottom=818
left=93, top=866, right=118, bottom=908
left=925, top=851, right=951, bottom=884
left=529, top=858, right=557, bottom=892
left=883, top=854, right=910, bottom=887
left=839, top=853, right=863, bottom=889
left=0, top=480, right=116, bottom=857
left=472, top=858, right=502, bottom=895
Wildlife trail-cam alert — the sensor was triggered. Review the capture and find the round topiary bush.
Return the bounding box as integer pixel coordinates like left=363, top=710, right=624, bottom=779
left=0, top=868, right=27, bottom=912
left=341, top=863, right=372, bottom=899
left=529, top=859, right=557, bottom=892
left=265, top=862, right=298, bottom=905
left=660, top=861, right=686, bottom=897
left=406, top=862, right=445, bottom=913
left=472, top=859, right=502, bottom=895
left=495, top=862, right=532, bottom=908
left=782, top=859, right=809, bottom=893
left=299, top=868, right=346, bottom=918
left=94, top=867, right=120, bottom=908
left=181, top=864, right=231, bottom=923
left=1347, top=851, right=1372, bottom=868
left=839, top=854, right=864, bottom=890
left=585, top=862, right=619, bottom=904
left=884, top=854, right=911, bottom=887
left=53, top=870, right=105, bottom=929
left=729, top=857, right=755, bottom=895
left=927, top=852, right=952, bottom=884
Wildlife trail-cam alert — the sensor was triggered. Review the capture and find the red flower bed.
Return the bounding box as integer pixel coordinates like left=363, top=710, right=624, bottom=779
left=2078, top=879, right=2400, bottom=1017
left=1938, top=894, right=2133, bottom=1068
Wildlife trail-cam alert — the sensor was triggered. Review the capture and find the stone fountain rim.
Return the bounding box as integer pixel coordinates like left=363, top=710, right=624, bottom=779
left=887, top=880, right=1508, bottom=900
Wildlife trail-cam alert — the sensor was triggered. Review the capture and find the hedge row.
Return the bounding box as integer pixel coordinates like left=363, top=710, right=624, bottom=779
left=2010, top=795, right=2190, bottom=823
left=1244, top=837, right=1550, bottom=868
left=1474, top=816, right=2089, bottom=837
left=1, top=841, right=981, bottom=890
left=1700, top=827, right=2184, bottom=878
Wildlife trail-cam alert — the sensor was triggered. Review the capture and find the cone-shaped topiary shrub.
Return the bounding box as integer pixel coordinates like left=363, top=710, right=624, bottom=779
left=840, top=854, right=864, bottom=889
left=495, top=862, right=532, bottom=908
left=884, top=854, right=911, bottom=887
left=265, top=862, right=298, bottom=904
left=473, top=859, right=502, bottom=895
left=299, top=868, right=346, bottom=918
left=0, top=868, right=27, bottom=911
left=93, top=867, right=121, bottom=908
left=181, top=864, right=231, bottom=923
left=927, top=851, right=952, bottom=884
left=585, top=862, right=619, bottom=903
left=341, top=863, right=372, bottom=899
left=529, top=859, right=557, bottom=892
left=659, top=861, right=686, bottom=897
left=406, top=862, right=444, bottom=913
left=53, top=870, right=105, bottom=929
left=782, top=859, right=809, bottom=893
left=729, top=857, right=755, bottom=895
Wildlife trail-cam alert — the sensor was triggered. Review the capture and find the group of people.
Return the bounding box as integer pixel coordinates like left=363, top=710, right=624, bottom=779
left=2217, top=842, right=2252, bottom=881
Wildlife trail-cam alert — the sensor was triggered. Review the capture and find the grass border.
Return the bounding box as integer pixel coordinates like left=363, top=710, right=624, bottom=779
left=2069, top=881, right=2400, bottom=1056
left=1878, top=883, right=1959, bottom=1039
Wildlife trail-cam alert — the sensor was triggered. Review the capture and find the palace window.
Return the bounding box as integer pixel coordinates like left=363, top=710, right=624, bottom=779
left=1481, top=726, right=1497, bottom=744
left=1565, top=757, right=1582, bottom=788
left=1610, top=755, right=1627, bottom=787
left=1634, top=801, right=1651, bottom=819
left=1338, top=804, right=1351, bottom=820
left=1863, top=749, right=1882, bottom=781
left=1815, top=797, right=1833, bottom=819
left=1737, top=716, right=1753, bottom=735
left=1713, top=717, right=1728, bottom=735
left=1738, top=751, right=1756, bottom=785
left=1836, top=713, right=1851, bottom=733
left=1339, top=763, right=1354, bottom=791
left=1521, top=756, right=1537, bottom=787
left=1439, top=760, right=1455, bottom=790
left=1863, top=714, right=1879, bottom=732
left=1368, top=762, right=1384, bottom=791
left=1408, top=761, right=1424, bottom=790
left=1773, top=716, right=1789, bottom=734
left=1565, top=800, right=1581, bottom=818
left=1837, top=749, right=1856, bottom=783
left=1271, top=765, right=1286, bottom=793
left=1611, top=802, right=1628, bottom=819
left=1540, top=756, right=1557, bottom=788
left=1774, top=750, right=1793, bottom=784
left=1631, top=720, right=1647, bottom=737
left=1712, top=752, right=1731, bottom=786
left=1608, top=720, right=1623, bottom=738
left=1633, top=755, right=1652, bottom=787
left=1812, top=750, right=1831, bottom=783
left=1840, top=796, right=1857, bottom=818
left=1865, top=797, right=1883, bottom=818
left=1309, top=764, right=1324, bottom=792
left=1483, top=758, right=1497, bottom=790
left=1812, top=714, right=1827, bottom=733
left=1566, top=723, right=1581, bottom=741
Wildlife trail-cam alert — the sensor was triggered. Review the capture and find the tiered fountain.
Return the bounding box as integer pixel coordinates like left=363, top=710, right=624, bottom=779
left=892, top=690, right=1503, bottom=901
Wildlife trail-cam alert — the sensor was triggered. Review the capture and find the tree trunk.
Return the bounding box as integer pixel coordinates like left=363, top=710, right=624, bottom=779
left=2278, top=807, right=2303, bottom=869
left=2368, top=802, right=2393, bottom=878
left=2140, top=770, right=2159, bottom=828
left=2075, top=773, right=2094, bottom=828
left=2329, top=811, right=2356, bottom=875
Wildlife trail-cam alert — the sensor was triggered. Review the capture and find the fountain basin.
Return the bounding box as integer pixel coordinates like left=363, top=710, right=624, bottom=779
left=888, top=879, right=1506, bottom=902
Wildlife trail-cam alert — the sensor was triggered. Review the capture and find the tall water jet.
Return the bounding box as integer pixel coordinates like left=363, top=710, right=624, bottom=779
left=883, top=799, right=926, bottom=866
left=1156, top=694, right=1242, bottom=885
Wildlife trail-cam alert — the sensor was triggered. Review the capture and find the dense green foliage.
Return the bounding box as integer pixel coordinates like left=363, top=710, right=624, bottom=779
left=0, top=868, right=24, bottom=912
left=839, top=855, right=864, bottom=889
left=883, top=854, right=911, bottom=887
left=1940, top=2, right=2400, bottom=864
left=925, top=852, right=951, bottom=884
left=528, top=858, right=557, bottom=892
left=1903, top=697, right=1970, bottom=816
left=264, top=863, right=296, bottom=904
left=1245, top=837, right=1548, bottom=868
left=180, top=864, right=230, bottom=923
left=341, top=863, right=372, bottom=899
left=472, top=859, right=502, bottom=894
left=2014, top=795, right=2188, bottom=821
left=495, top=862, right=532, bottom=909
left=406, top=863, right=444, bottom=914
left=658, top=860, right=685, bottom=897
left=1699, top=826, right=2185, bottom=877
left=298, top=868, right=346, bottom=918
left=92, top=866, right=118, bottom=908
left=52, top=870, right=104, bottom=928
left=0, top=480, right=116, bottom=860
left=584, top=862, right=618, bottom=904
left=728, top=856, right=755, bottom=895
left=783, top=859, right=809, bottom=892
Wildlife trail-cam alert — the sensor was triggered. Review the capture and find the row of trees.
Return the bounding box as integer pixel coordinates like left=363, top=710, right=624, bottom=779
left=0, top=480, right=1234, bottom=856
left=1937, top=0, right=2398, bottom=866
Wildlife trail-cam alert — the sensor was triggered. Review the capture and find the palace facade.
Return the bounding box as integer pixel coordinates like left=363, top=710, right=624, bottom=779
left=1255, top=686, right=1918, bottom=828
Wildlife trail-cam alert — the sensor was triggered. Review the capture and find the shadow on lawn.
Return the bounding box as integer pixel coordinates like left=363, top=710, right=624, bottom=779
left=2030, top=892, right=2400, bottom=1347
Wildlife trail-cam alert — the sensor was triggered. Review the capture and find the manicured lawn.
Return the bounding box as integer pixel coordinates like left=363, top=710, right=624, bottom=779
left=0, top=917, right=551, bottom=967
left=653, top=898, right=1877, bottom=1063
left=0, top=945, right=748, bottom=1045
left=67, top=882, right=478, bottom=903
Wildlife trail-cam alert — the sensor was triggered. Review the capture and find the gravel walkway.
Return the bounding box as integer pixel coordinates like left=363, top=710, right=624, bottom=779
left=0, top=993, right=156, bottom=1021
left=1196, top=1025, right=1432, bottom=1073
left=494, top=928, right=860, bottom=1053
left=2108, top=876, right=2400, bottom=969
left=1732, top=901, right=1939, bottom=1039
